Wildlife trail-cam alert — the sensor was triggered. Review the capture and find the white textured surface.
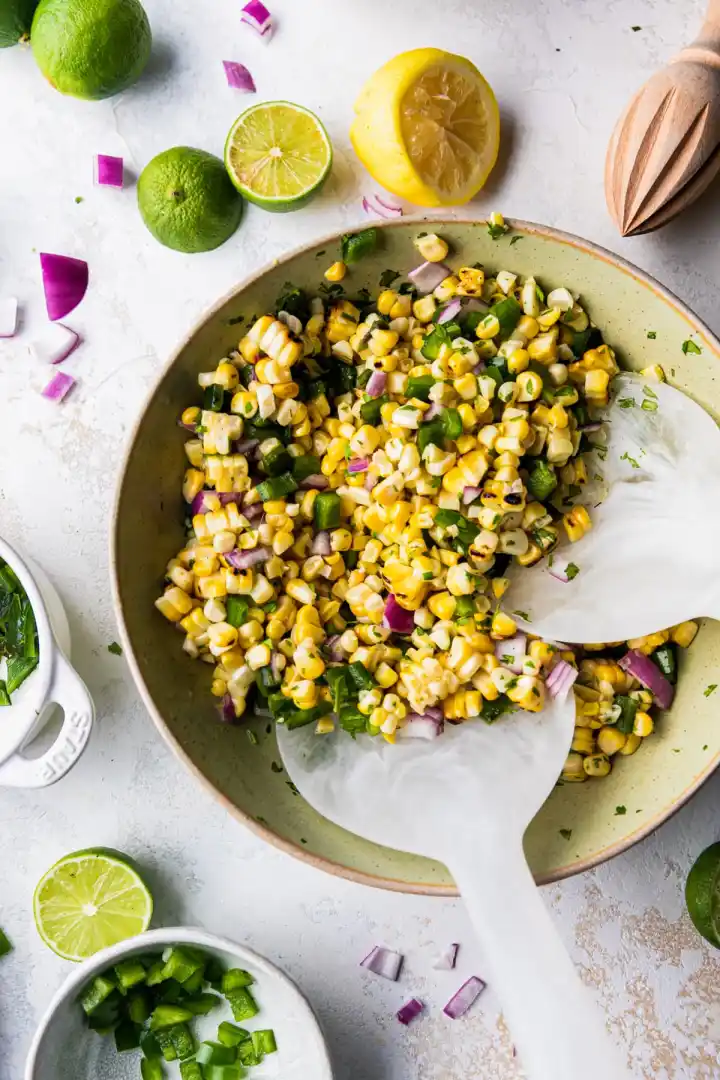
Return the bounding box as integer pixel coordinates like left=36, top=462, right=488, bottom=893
left=2, top=1, right=720, bottom=1077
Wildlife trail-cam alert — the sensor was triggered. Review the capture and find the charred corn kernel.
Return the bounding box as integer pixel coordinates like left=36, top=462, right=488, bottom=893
left=619, top=733, right=642, bottom=756
left=375, top=662, right=399, bottom=688
left=446, top=563, right=474, bottom=596
left=491, top=578, right=510, bottom=600
left=325, top=260, right=347, bottom=283
left=215, top=362, right=239, bottom=390
left=529, top=640, right=556, bottom=667
left=633, top=711, right=654, bottom=737
left=597, top=727, right=627, bottom=755
left=454, top=373, right=478, bottom=400
left=491, top=611, right=517, bottom=638
left=561, top=751, right=587, bottom=782
left=537, top=307, right=561, bottom=330
left=434, top=275, right=458, bottom=302
left=563, top=505, right=592, bottom=542
left=527, top=330, right=558, bottom=363
left=427, top=592, right=456, bottom=620
left=583, top=753, right=611, bottom=777
left=237, top=620, right=263, bottom=647
left=183, top=468, right=205, bottom=503
left=413, top=295, right=437, bottom=323
left=266, top=617, right=285, bottom=641
left=457, top=266, right=485, bottom=296
left=548, top=403, right=568, bottom=429
left=415, top=233, right=449, bottom=262
left=671, top=621, right=698, bottom=648
left=585, top=369, right=610, bottom=399
left=571, top=728, right=595, bottom=755
left=245, top=643, right=271, bottom=670
left=377, top=289, right=398, bottom=316
left=206, top=621, right=238, bottom=650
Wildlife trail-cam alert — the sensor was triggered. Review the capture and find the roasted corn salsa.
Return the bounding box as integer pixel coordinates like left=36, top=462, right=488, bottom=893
left=155, top=222, right=685, bottom=757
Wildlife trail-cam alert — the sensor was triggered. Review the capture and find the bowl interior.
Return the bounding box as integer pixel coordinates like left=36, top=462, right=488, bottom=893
left=27, top=929, right=332, bottom=1080
left=113, top=218, right=720, bottom=894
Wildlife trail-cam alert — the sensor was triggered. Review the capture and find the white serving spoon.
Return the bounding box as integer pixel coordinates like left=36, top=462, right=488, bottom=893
left=505, top=373, right=720, bottom=644
left=278, top=695, right=635, bottom=1080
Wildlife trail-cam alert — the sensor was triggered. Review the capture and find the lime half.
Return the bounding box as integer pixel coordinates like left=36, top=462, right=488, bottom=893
left=33, top=848, right=153, bottom=961
left=224, top=101, right=332, bottom=212
left=686, top=842, right=720, bottom=948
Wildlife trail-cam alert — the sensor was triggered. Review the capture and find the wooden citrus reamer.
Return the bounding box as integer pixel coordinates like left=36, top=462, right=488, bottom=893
left=606, top=0, right=720, bottom=236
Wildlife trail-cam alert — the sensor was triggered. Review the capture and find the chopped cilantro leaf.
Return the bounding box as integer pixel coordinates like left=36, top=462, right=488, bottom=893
left=704, top=684, right=718, bottom=697
left=509, top=235, right=523, bottom=246
left=270, top=761, right=283, bottom=773
left=565, top=562, right=580, bottom=580
left=422, top=571, right=434, bottom=580
left=559, top=828, right=572, bottom=840
left=682, top=339, right=702, bottom=355
left=642, top=385, right=658, bottom=399
left=617, top=397, right=636, bottom=409
left=74, top=196, right=84, bottom=204
left=107, top=641, right=123, bottom=656
left=246, top=731, right=258, bottom=745
left=641, top=400, right=658, bottom=412
left=646, top=331, right=656, bottom=339
left=620, top=451, right=640, bottom=469
left=487, top=221, right=509, bottom=240
left=512, top=610, right=531, bottom=621
left=631, top=25, right=642, bottom=30
left=379, top=269, right=401, bottom=288
left=615, top=805, right=627, bottom=815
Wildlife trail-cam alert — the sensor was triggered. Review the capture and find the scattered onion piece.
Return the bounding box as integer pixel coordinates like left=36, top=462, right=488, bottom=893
left=241, top=0, right=273, bottom=36
left=548, top=555, right=577, bottom=584
left=311, top=530, right=331, bottom=556
left=362, top=193, right=403, bottom=219
left=462, top=485, right=482, bottom=505
left=226, top=546, right=271, bottom=570
left=619, top=648, right=674, bottom=709
left=41, top=371, right=76, bottom=403
left=397, top=999, right=424, bottom=1025
left=494, top=633, right=527, bottom=674
left=0, top=297, right=18, bottom=338
left=433, top=943, right=459, bottom=970
left=366, top=370, right=387, bottom=398
left=191, top=490, right=218, bottom=515
left=408, top=261, right=451, bottom=295
left=223, top=61, right=256, bottom=92
left=220, top=693, right=237, bottom=723
left=397, top=713, right=444, bottom=739
left=347, top=457, right=369, bottom=474
left=443, top=976, right=486, bottom=1019
left=40, top=253, right=89, bottom=321
left=545, top=659, right=578, bottom=700
left=94, top=154, right=124, bottom=188
left=298, top=474, right=329, bottom=490
left=360, top=946, right=403, bottom=981
left=437, top=299, right=462, bottom=324
left=383, top=594, right=415, bottom=634
left=30, top=323, right=80, bottom=365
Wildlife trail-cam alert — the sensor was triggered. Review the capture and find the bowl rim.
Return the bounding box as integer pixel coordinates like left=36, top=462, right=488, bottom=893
left=24, top=925, right=334, bottom=1080
left=110, top=214, right=720, bottom=897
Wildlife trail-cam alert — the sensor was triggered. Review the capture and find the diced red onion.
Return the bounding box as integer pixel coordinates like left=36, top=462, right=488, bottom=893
left=365, top=472, right=378, bottom=490
left=220, top=693, right=237, bottom=723
left=94, top=154, right=124, bottom=188
left=462, top=486, right=482, bottom=505
left=433, top=943, right=459, bottom=970
left=325, top=636, right=344, bottom=662
left=223, top=60, right=256, bottom=92
left=397, top=999, right=424, bottom=1025
left=382, top=595, right=415, bottom=634
left=217, top=492, right=246, bottom=506
left=299, top=474, right=328, bottom=490
left=424, top=402, right=442, bottom=421
left=41, top=371, right=76, bottom=402
left=30, top=322, right=80, bottom=365
left=494, top=633, right=527, bottom=674
left=178, top=418, right=198, bottom=433
left=242, top=502, right=265, bottom=522
left=423, top=705, right=443, bottom=722
left=270, top=652, right=283, bottom=682
left=579, top=422, right=603, bottom=433
left=40, top=252, right=89, bottom=321
left=443, top=976, right=486, bottom=1019
left=362, top=193, right=403, bottom=219
left=348, top=457, right=369, bottom=474
left=408, top=261, right=451, bottom=295
left=191, top=490, right=219, bottom=515
left=397, top=713, right=444, bottom=739
left=311, top=530, right=331, bottom=555
left=234, top=438, right=260, bottom=454
left=545, top=659, right=578, bottom=700
left=360, top=946, right=403, bottom=981
left=241, top=0, right=273, bottom=35
left=472, top=362, right=486, bottom=375
left=437, top=299, right=462, bottom=324
left=366, top=370, right=387, bottom=398
left=619, top=648, right=675, bottom=709
left=548, top=555, right=576, bottom=584
left=0, top=297, right=18, bottom=338
left=225, top=546, right=271, bottom=569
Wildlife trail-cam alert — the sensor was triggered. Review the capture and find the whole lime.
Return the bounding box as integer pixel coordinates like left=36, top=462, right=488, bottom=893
left=31, top=0, right=151, bottom=100
left=0, top=0, right=39, bottom=47
left=138, top=147, right=244, bottom=254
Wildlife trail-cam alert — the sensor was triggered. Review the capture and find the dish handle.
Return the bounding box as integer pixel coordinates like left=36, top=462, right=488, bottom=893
left=0, top=651, right=94, bottom=788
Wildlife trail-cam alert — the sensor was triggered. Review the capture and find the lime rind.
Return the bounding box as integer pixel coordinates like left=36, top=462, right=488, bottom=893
left=33, top=850, right=153, bottom=962
left=685, top=842, right=720, bottom=948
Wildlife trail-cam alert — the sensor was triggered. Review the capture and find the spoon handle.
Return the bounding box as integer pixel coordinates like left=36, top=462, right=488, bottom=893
left=451, top=843, right=635, bottom=1080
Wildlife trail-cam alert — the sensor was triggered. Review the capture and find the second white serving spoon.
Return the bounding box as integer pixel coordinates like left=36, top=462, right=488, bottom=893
left=278, top=694, right=635, bottom=1080
left=505, top=373, right=720, bottom=644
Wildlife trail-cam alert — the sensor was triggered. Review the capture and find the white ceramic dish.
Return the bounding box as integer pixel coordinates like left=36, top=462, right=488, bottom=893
left=0, top=535, right=94, bottom=787
left=25, top=927, right=335, bottom=1080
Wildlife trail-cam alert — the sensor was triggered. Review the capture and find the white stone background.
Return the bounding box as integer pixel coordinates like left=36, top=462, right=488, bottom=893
left=2, top=0, right=720, bottom=1076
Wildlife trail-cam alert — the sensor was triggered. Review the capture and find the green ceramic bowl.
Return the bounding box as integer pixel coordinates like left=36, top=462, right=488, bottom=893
left=112, top=217, right=720, bottom=895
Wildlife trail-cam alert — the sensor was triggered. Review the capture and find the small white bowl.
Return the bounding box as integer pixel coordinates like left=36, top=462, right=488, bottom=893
left=25, top=927, right=334, bottom=1080
left=0, top=535, right=94, bottom=788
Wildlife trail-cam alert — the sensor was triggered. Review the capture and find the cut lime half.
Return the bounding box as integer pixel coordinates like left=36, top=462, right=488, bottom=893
left=686, top=842, right=720, bottom=948
left=33, top=847, right=153, bottom=961
left=225, top=101, right=332, bottom=212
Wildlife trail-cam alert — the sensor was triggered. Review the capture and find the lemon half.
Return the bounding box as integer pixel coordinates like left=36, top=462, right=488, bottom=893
left=351, top=48, right=500, bottom=208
